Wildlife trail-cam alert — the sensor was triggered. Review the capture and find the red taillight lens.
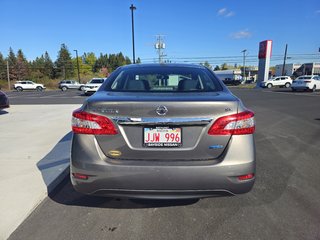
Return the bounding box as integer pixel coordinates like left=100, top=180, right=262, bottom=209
left=72, top=173, right=89, bottom=180
left=72, top=109, right=118, bottom=135
left=208, top=110, right=255, bottom=135
left=238, top=173, right=255, bottom=181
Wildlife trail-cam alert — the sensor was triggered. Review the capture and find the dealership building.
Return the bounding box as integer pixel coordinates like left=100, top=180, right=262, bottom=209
left=275, top=63, right=320, bottom=77
left=275, top=63, right=301, bottom=76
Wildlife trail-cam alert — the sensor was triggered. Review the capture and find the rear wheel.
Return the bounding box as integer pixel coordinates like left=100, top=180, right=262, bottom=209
left=80, top=86, right=85, bottom=91
left=285, top=83, right=291, bottom=88
left=16, top=87, right=23, bottom=92
left=61, top=86, right=67, bottom=91
left=311, top=85, right=316, bottom=92
left=267, top=83, right=272, bottom=88
left=36, top=86, right=43, bottom=92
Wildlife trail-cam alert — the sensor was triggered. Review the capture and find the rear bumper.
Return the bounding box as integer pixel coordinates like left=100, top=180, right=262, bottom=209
left=71, top=134, right=256, bottom=199
left=291, top=84, right=311, bottom=90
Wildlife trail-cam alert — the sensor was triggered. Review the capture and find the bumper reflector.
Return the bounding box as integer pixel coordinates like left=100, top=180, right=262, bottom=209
left=237, top=173, right=255, bottom=181
left=72, top=173, right=89, bottom=180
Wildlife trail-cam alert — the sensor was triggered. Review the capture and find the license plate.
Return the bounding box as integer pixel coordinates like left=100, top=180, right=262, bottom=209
left=143, top=127, right=182, bottom=147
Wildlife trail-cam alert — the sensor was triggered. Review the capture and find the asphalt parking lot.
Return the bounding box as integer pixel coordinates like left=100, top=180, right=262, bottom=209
left=6, top=88, right=320, bottom=240
left=5, top=90, right=86, bottom=105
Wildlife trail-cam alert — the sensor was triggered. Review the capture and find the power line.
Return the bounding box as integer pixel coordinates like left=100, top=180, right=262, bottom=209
left=154, top=35, right=166, bottom=63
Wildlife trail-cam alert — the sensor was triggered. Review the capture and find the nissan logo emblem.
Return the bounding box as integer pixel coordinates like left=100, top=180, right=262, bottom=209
left=156, top=106, right=168, bottom=116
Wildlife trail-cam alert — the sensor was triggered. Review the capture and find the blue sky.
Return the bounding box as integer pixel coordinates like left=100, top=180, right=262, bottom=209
left=0, top=0, right=319, bottom=66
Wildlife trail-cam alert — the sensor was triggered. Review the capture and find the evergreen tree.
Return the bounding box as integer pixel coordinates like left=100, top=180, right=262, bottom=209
left=7, top=48, right=18, bottom=81
left=213, top=65, right=220, bottom=71
left=135, top=57, right=141, bottom=64
left=16, top=49, right=29, bottom=80
left=55, top=44, right=74, bottom=79
left=0, top=53, right=7, bottom=80
left=43, top=51, right=55, bottom=79
left=201, top=61, right=212, bottom=70
left=93, top=53, right=109, bottom=73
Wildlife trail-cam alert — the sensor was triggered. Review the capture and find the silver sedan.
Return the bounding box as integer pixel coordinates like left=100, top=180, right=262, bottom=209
left=71, top=64, right=256, bottom=199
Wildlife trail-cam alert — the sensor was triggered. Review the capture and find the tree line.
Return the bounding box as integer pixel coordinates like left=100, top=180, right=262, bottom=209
left=0, top=43, right=141, bottom=82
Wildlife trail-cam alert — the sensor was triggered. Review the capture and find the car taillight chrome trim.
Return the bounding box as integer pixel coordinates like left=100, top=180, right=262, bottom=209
left=208, top=110, right=255, bottom=135
left=113, top=117, right=213, bottom=126
left=72, top=109, right=118, bottom=135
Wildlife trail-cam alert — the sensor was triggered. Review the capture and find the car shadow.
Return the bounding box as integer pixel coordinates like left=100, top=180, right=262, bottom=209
left=49, top=177, right=200, bottom=209
left=42, top=132, right=200, bottom=209
left=36, top=132, right=72, bottom=193
left=46, top=131, right=294, bottom=210
left=270, top=89, right=316, bottom=94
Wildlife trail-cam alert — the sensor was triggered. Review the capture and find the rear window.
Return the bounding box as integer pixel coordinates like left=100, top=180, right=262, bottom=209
left=297, top=76, right=312, bottom=80
left=90, top=79, right=104, bottom=84
left=104, top=66, right=222, bottom=92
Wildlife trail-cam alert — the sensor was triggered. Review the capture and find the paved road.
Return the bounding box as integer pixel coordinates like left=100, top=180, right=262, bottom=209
left=8, top=89, right=320, bottom=240
left=5, top=90, right=87, bottom=105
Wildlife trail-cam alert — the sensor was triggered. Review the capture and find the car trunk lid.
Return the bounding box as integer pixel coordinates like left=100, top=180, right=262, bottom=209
left=85, top=91, right=239, bottom=161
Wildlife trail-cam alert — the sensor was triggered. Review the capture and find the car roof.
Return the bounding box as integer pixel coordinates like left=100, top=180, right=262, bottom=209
left=298, top=75, right=318, bottom=77
left=119, top=63, right=207, bottom=70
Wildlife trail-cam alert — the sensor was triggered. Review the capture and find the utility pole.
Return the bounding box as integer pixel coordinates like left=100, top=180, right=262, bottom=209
left=7, top=61, right=10, bottom=91
left=281, top=44, right=288, bottom=76
left=155, top=35, right=166, bottom=63
left=130, top=4, right=136, bottom=64
left=74, top=50, right=81, bottom=83
left=63, top=65, right=66, bottom=80
left=241, top=49, right=247, bottom=82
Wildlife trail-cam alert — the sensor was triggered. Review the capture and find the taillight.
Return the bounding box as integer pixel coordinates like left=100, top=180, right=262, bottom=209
left=72, top=109, right=118, bottom=135
left=208, top=110, right=255, bottom=135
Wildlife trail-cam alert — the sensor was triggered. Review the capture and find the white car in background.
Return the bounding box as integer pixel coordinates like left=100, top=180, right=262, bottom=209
left=260, top=76, right=292, bottom=88
left=14, top=80, right=46, bottom=92
left=82, top=78, right=106, bottom=95
left=291, top=75, right=320, bottom=92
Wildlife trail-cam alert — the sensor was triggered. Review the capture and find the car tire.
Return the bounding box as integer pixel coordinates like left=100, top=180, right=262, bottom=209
left=285, top=83, right=291, bottom=88
left=80, top=86, right=85, bottom=91
left=61, top=86, right=67, bottom=91
left=312, top=85, right=316, bottom=92
left=16, top=87, right=23, bottom=92
left=267, top=84, right=272, bottom=88
left=36, top=86, right=43, bottom=92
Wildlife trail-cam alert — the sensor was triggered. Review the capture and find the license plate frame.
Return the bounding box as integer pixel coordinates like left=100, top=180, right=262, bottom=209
left=143, top=126, right=182, bottom=148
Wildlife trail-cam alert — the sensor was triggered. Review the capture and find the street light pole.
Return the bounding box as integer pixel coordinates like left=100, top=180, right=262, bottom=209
left=73, top=50, right=81, bottom=83
left=130, top=4, right=136, bottom=64
left=281, top=44, right=288, bottom=76
left=241, top=49, right=247, bottom=82
left=7, top=61, right=10, bottom=91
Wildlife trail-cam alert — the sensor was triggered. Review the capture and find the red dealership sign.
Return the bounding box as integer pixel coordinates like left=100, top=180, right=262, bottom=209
left=258, top=40, right=272, bottom=59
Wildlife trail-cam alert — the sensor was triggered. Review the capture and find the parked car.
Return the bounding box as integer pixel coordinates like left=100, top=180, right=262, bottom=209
left=71, top=64, right=256, bottom=199
left=58, top=80, right=85, bottom=91
left=14, top=81, right=46, bottom=92
left=260, top=76, right=292, bottom=88
left=0, top=90, right=9, bottom=110
left=291, top=75, right=320, bottom=92
left=82, top=78, right=106, bottom=95
left=222, top=78, right=241, bottom=86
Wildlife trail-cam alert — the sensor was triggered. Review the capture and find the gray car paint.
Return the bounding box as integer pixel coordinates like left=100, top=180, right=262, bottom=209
left=71, top=64, right=255, bottom=199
